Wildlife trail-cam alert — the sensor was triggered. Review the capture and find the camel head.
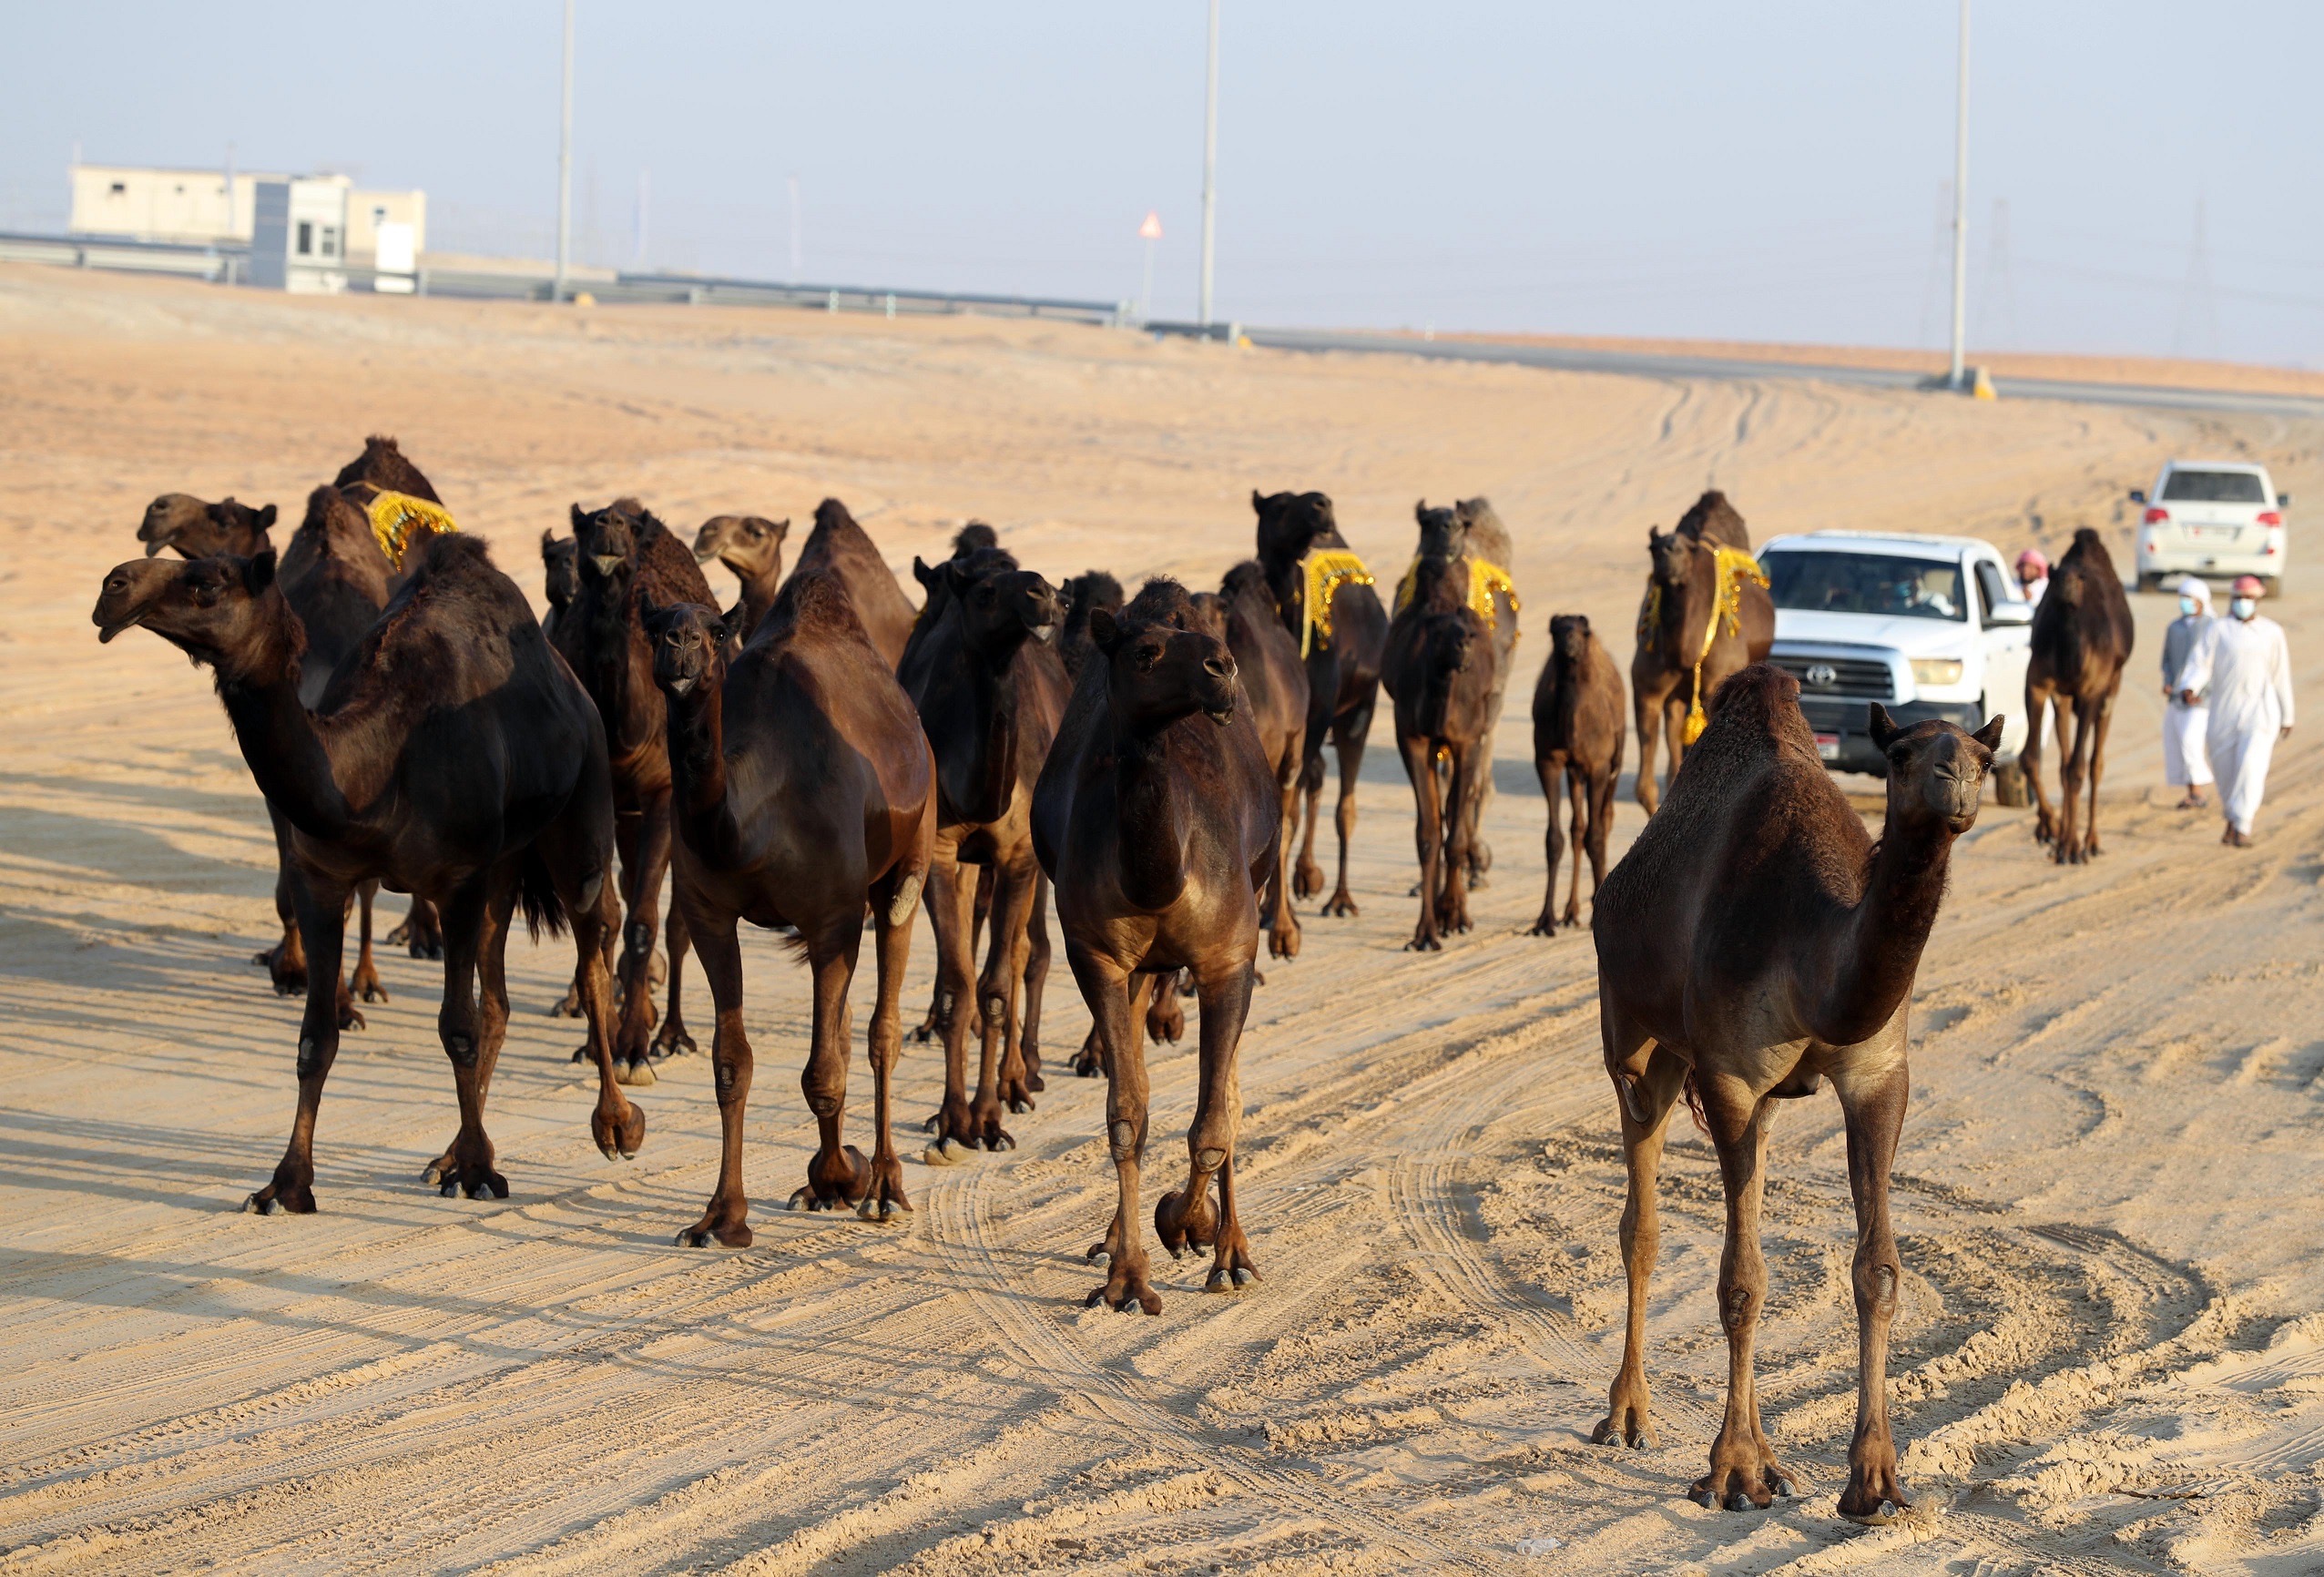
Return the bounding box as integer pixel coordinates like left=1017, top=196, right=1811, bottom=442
left=1869, top=704, right=2003, bottom=835
left=138, top=494, right=277, bottom=560
left=1646, top=525, right=1700, bottom=588
left=93, top=551, right=294, bottom=680
left=539, top=531, right=580, bottom=612
left=947, top=549, right=1059, bottom=660
left=639, top=597, right=729, bottom=699
left=572, top=499, right=654, bottom=585
left=1252, top=489, right=1337, bottom=565
left=1413, top=501, right=1469, bottom=564
left=951, top=521, right=999, bottom=559
left=692, top=514, right=789, bottom=583
left=1550, top=612, right=1593, bottom=666
left=1092, top=584, right=1238, bottom=730
left=1061, top=569, right=1126, bottom=629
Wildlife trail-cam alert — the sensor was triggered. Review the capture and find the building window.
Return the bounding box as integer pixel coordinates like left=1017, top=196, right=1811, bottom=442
left=320, top=226, right=340, bottom=259
left=372, top=206, right=388, bottom=226
left=108, top=182, right=127, bottom=196
left=296, top=220, right=312, bottom=256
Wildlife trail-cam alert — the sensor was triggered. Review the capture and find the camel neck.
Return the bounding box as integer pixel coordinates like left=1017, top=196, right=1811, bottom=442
left=735, top=557, right=781, bottom=637
left=1108, top=717, right=1188, bottom=912
left=216, top=646, right=354, bottom=842
left=1818, top=812, right=1953, bottom=1045
left=662, top=672, right=740, bottom=865
left=953, top=643, right=1026, bottom=826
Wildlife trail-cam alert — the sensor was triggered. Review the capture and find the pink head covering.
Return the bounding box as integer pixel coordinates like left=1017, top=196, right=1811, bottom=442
left=2232, top=574, right=2266, bottom=597
left=2016, top=549, right=2048, bottom=575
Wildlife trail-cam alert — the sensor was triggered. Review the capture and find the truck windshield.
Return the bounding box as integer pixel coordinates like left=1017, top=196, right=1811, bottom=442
left=1764, top=552, right=1965, bottom=622
left=2161, top=470, right=2268, bottom=504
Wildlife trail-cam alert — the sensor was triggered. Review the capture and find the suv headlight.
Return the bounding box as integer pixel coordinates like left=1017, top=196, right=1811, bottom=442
left=1911, top=658, right=1964, bottom=687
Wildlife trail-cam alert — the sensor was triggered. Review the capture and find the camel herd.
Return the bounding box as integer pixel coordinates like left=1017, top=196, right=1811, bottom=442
left=96, top=442, right=2023, bottom=1525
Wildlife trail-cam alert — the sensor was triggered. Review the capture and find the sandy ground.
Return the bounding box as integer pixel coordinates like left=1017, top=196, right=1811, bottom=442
left=3, top=264, right=2322, bottom=1575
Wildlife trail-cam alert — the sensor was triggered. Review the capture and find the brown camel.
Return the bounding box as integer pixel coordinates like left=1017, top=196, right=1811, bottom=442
left=901, top=544, right=1067, bottom=1159
left=138, top=495, right=277, bottom=560
left=1254, top=490, right=1388, bottom=919
left=553, top=498, right=714, bottom=1081
left=1194, top=562, right=1309, bottom=958
left=94, top=536, right=643, bottom=1211
left=1057, top=569, right=1126, bottom=679
left=689, top=513, right=789, bottom=640
left=1631, top=494, right=1773, bottom=815
left=1033, top=579, right=1279, bottom=1312
left=1591, top=664, right=2000, bottom=1521
left=1381, top=509, right=1503, bottom=951
left=2023, top=527, right=2135, bottom=864
left=783, top=498, right=918, bottom=666
left=1529, top=612, right=1625, bottom=936
left=540, top=530, right=580, bottom=633
left=643, top=579, right=935, bottom=1244
left=1451, top=496, right=1521, bottom=881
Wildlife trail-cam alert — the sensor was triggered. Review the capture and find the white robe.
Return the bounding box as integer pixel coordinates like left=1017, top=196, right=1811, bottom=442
left=2178, top=615, right=2297, bottom=833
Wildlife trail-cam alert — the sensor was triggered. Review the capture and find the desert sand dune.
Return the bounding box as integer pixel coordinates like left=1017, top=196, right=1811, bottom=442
left=2, top=263, right=2320, bottom=1573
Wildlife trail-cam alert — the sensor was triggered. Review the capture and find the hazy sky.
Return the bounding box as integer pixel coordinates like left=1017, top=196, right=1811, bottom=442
left=5, top=3, right=2317, bottom=364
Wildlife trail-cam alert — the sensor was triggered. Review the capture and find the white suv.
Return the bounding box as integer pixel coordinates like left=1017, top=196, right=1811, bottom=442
left=2133, top=460, right=2288, bottom=593
left=1760, top=531, right=2034, bottom=803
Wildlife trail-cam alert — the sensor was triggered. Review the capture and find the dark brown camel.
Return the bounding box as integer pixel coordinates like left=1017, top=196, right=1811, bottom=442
left=1452, top=496, right=1521, bottom=881
left=1591, top=664, right=1999, bottom=1522
left=1194, top=562, right=1309, bottom=958
left=1529, top=612, right=1625, bottom=935
left=1032, top=579, right=1279, bottom=1312
left=1381, top=509, right=1502, bottom=951
left=643, top=578, right=936, bottom=1244
left=2023, top=528, right=2135, bottom=864
left=553, top=498, right=714, bottom=1081
left=690, top=514, right=789, bottom=640
left=540, top=530, right=580, bottom=633
left=1631, top=494, right=1773, bottom=815
left=788, top=498, right=918, bottom=666
left=94, top=536, right=643, bottom=1211
left=901, top=544, right=1067, bottom=1160
left=1253, top=490, right=1388, bottom=919
left=1057, top=569, right=1126, bottom=679
left=138, top=495, right=277, bottom=560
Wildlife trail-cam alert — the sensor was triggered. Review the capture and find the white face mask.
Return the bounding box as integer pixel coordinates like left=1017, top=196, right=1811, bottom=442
left=2179, top=595, right=2200, bottom=616
left=2231, top=596, right=2258, bottom=620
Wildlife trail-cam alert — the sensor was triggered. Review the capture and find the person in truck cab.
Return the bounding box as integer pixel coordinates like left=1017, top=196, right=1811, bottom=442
left=2160, top=576, right=2214, bottom=811
left=2178, top=575, right=2295, bottom=848
left=2016, top=548, right=2049, bottom=606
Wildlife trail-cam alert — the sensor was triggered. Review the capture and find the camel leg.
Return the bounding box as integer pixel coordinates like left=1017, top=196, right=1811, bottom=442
left=1019, top=869, right=1050, bottom=1094
left=613, top=794, right=675, bottom=1081
left=1157, top=960, right=1260, bottom=1291
left=2055, top=698, right=2092, bottom=866
left=1595, top=1001, right=1687, bottom=1447
left=536, top=784, right=644, bottom=1164
left=1400, top=732, right=1444, bottom=951
left=1321, top=707, right=1371, bottom=919
left=859, top=869, right=915, bottom=1221
left=244, top=869, right=352, bottom=1215
left=681, top=913, right=754, bottom=1246
left=432, top=880, right=508, bottom=1202
left=347, top=880, right=387, bottom=1005
left=1661, top=690, right=1691, bottom=807
left=650, top=901, right=697, bottom=1057
left=1832, top=1057, right=1911, bottom=1522
left=1632, top=677, right=1667, bottom=816
left=1292, top=751, right=1326, bottom=900
left=1073, top=950, right=1160, bottom=1314
left=922, top=839, right=984, bottom=1162
left=1563, top=767, right=1589, bottom=926
left=1529, top=756, right=1565, bottom=936
left=1436, top=743, right=1478, bottom=936
left=2023, top=681, right=2059, bottom=847
left=2083, top=691, right=2117, bottom=860
left=1267, top=747, right=1303, bottom=959
left=983, top=848, right=1041, bottom=1126
left=255, top=806, right=309, bottom=996
left=1585, top=765, right=1617, bottom=923
left=1690, top=1073, right=1792, bottom=1511
left=423, top=880, right=516, bottom=1188
left=793, top=929, right=871, bottom=1212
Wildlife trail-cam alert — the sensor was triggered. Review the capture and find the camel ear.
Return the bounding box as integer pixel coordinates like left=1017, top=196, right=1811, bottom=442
left=771, top=517, right=790, bottom=542
left=912, top=554, right=936, bottom=590
left=258, top=504, right=278, bottom=529
left=541, top=528, right=557, bottom=550
left=1972, top=715, right=2005, bottom=751
left=1415, top=500, right=1429, bottom=524
left=570, top=503, right=588, bottom=530
left=1090, top=607, right=1121, bottom=654
left=1251, top=489, right=1266, bottom=515
left=243, top=549, right=277, bottom=594
left=1867, top=703, right=1899, bottom=750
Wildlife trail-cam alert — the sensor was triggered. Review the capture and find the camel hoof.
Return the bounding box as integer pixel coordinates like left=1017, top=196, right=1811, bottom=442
left=1205, top=1266, right=1258, bottom=1292
left=243, top=1193, right=275, bottom=1216
left=1086, top=1242, right=1110, bottom=1265
left=617, top=1058, right=657, bottom=1088
left=339, top=1006, right=367, bottom=1032
left=1690, top=1488, right=1716, bottom=1509
left=1772, top=1478, right=1797, bottom=1499
left=922, top=1137, right=967, bottom=1166
left=570, top=1045, right=590, bottom=1063
left=652, top=1028, right=698, bottom=1059
left=1842, top=1500, right=1901, bottom=1527
left=422, top=1160, right=445, bottom=1186
left=1726, top=1493, right=1754, bottom=1513
left=360, top=981, right=390, bottom=1004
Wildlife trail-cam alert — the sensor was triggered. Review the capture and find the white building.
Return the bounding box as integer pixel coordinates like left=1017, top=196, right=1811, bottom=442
left=68, top=164, right=425, bottom=267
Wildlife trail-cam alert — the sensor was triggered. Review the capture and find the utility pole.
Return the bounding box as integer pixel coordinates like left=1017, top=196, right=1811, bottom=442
left=1948, top=0, right=1970, bottom=388
left=554, top=0, right=575, bottom=301
left=1198, top=0, right=1219, bottom=326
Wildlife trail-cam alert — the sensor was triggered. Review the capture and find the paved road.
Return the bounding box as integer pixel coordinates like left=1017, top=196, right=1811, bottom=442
left=1242, top=325, right=2324, bottom=422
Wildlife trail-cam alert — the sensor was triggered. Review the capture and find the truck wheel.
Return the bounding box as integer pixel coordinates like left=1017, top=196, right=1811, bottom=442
left=1993, top=762, right=2030, bottom=808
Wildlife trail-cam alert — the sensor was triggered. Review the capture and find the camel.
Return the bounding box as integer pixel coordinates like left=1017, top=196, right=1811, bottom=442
left=1032, top=579, right=1279, bottom=1312
left=901, top=544, right=1067, bottom=1159
left=138, top=495, right=277, bottom=560
left=643, top=580, right=936, bottom=1245
left=1057, top=570, right=1126, bottom=679
left=1253, top=490, right=1388, bottom=918
left=2023, top=528, right=2135, bottom=864
left=1631, top=493, right=1773, bottom=815
left=790, top=499, right=918, bottom=666
left=540, top=530, right=580, bottom=632
left=553, top=498, right=714, bottom=1081
left=1381, top=508, right=1502, bottom=951
left=1529, top=612, right=1625, bottom=936
left=94, top=536, right=644, bottom=1211
left=1451, top=496, right=1521, bottom=880
left=690, top=514, right=789, bottom=640
left=1193, top=563, right=1310, bottom=958
left=1590, top=664, right=2000, bottom=1522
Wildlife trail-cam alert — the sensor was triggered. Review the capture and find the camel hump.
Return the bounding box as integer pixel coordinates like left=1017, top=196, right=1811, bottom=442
left=1220, top=560, right=1272, bottom=606
left=405, top=530, right=498, bottom=585
left=765, top=565, right=872, bottom=646
left=333, top=434, right=443, bottom=504
left=952, top=521, right=998, bottom=556
left=1677, top=489, right=1750, bottom=551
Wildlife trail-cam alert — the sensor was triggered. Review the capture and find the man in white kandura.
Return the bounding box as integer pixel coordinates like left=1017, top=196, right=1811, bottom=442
left=2178, top=575, right=2295, bottom=848
left=2160, top=575, right=2214, bottom=810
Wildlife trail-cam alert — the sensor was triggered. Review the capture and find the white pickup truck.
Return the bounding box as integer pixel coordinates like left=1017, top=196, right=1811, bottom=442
left=1760, top=530, right=2034, bottom=804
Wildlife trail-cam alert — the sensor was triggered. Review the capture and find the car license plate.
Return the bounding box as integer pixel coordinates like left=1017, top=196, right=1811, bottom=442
left=2189, top=524, right=2237, bottom=539
left=1815, top=733, right=1840, bottom=761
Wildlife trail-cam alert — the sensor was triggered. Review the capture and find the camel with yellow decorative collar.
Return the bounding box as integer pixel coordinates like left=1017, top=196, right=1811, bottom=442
left=1630, top=496, right=1773, bottom=816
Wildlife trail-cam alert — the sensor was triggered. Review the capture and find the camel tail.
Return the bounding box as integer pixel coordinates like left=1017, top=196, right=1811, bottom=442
left=515, top=845, right=572, bottom=941
left=1680, top=1071, right=1711, bottom=1138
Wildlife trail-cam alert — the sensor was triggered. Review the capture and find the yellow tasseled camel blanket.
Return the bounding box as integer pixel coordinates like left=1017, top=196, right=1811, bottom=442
left=1636, top=545, right=1768, bottom=744
left=364, top=491, right=460, bottom=571
left=1392, top=555, right=1520, bottom=635
left=1299, top=548, right=1376, bottom=658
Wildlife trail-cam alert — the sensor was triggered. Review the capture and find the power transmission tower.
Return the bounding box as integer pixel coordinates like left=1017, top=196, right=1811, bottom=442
left=2173, top=197, right=2220, bottom=360
left=1975, top=197, right=2017, bottom=350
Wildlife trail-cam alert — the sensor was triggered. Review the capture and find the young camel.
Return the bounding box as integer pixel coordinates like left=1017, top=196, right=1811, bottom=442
left=1631, top=510, right=1773, bottom=815
left=902, top=545, right=1067, bottom=1159
left=554, top=499, right=713, bottom=1081
left=138, top=495, right=277, bottom=560
left=93, top=537, right=643, bottom=1211
left=1592, top=664, right=2000, bottom=1522
left=1033, top=579, right=1279, bottom=1312
left=2023, top=528, right=2135, bottom=864
left=644, top=579, right=935, bottom=1244
left=1529, top=612, right=1625, bottom=935
left=1253, top=490, right=1387, bottom=919
left=1382, top=512, right=1502, bottom=951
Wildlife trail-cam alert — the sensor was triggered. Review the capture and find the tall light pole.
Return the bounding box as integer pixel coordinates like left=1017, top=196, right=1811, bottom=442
left=1948, top=0, right=1970, bottom=388
left=554, top=0, right=575, bottom=301
left=1198, top=0, right=1219, bottom=326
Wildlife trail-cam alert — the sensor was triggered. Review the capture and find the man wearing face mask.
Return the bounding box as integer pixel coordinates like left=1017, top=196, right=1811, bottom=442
left=2178, top=575, right=2295, bottom=847
left=2160, top=576, right=2215, bottom=809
